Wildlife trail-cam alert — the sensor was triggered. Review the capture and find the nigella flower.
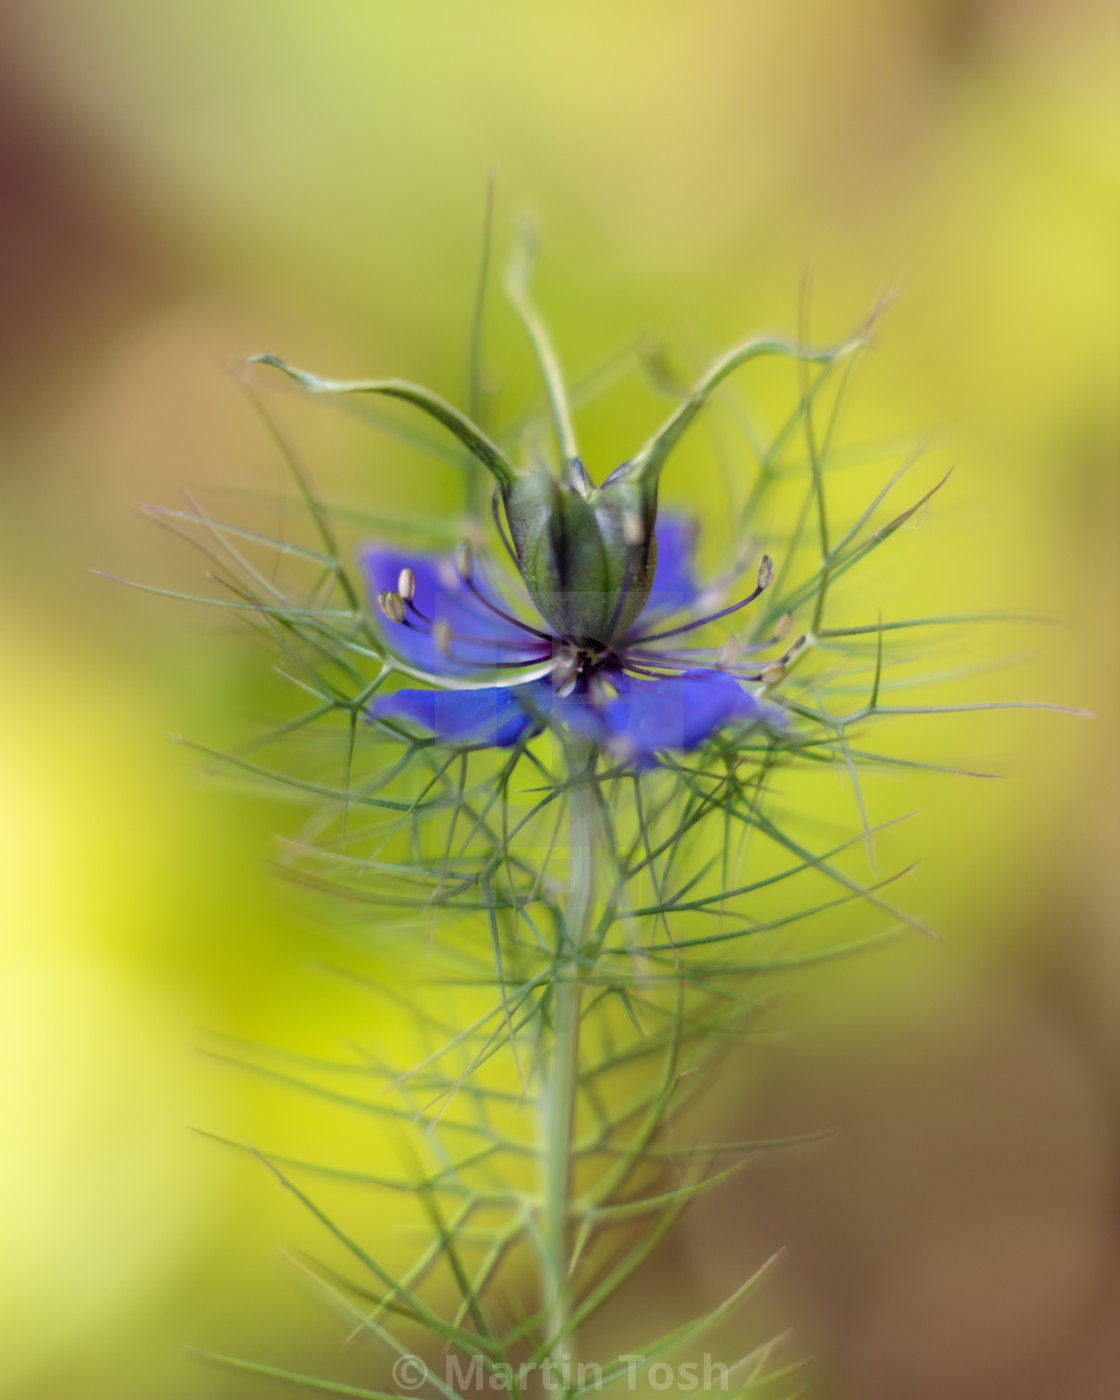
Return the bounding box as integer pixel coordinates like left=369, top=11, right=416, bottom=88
left=360, top=506, right=793, bottom=762
left=248, top=233, right=849, bottom=764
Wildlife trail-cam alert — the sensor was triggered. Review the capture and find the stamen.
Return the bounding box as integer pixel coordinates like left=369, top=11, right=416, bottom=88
left=403, top=596, right=540, bottom=652
left=426, top=616, right=551, bottom=667
left=418, top=613, right=551, bottom=667
left=627, top=554, right=775, bottom=646
left=397, top=567, right=415, bottom=602
left=455, top=540, right=473, bottom=581
left=628, top=585, right=763, bottom=644
left=719, top=634, right=743, bottom=667
left=433, top=619, right=453, bottom=657
left=551, top=646, right=580, bottom=696
left=460, top=653, right=554, bottom=670
left=452, top=555, right=554, bottom=641
left=380, top=584, right=551, bottom=669
left=378, top=589, right=406, bottom=624
left=623, top=661, right=688, bottom=680
left=754, top=633, right=806, bottom=684
left=626, top=644, right=723, bottom=660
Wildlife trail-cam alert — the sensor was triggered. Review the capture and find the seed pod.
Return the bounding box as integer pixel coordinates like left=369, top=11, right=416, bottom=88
left=502, top=469, right=658, bottom=647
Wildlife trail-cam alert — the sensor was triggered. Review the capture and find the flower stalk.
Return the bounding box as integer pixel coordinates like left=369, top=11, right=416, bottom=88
left=540, top=747, right=600, bottom=1383
left=541, top=971, right=581, bottom=1380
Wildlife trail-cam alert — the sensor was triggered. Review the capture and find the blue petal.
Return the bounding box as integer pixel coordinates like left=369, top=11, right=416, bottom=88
left=373, top=681, right=549, bottom=748
left=599, top=669, right=779, bottom=757
left=359, top=547, right=547, bottom=673
left=642, top=514, right=701, bottom=618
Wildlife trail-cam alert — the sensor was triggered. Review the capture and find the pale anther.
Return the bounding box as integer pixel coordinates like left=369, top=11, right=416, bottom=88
left=379, top=589, right=406, bottom=624
left=719, top=634, right=744, bottom=667
left=455, top=540, right=473, bottom=581
left=433, top=619, right=453, bottom=656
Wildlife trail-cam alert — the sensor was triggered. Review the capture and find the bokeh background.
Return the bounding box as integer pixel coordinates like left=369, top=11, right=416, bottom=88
left=2, top=3, right=1118, bottom=1398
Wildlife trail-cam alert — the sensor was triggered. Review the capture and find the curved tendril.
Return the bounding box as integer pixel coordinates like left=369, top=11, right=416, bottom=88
left=246, top=353, right=519, bottom=491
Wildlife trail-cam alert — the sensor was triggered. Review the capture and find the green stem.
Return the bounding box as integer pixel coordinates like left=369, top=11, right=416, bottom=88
left=542, top=974, right=581, bottom=1366
left=540, top=755, right=598, bottom=1392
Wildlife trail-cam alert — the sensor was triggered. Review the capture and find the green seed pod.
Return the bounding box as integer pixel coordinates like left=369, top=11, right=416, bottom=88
left=501, top=465, right=658, bottom=647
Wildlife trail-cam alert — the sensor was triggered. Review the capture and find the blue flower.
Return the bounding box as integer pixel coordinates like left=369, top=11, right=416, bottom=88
left=249, top=284, right=837, bottom=763
left=365, top=512, right=790, bottom=762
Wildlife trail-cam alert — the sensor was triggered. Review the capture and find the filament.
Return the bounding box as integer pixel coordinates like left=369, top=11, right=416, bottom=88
left=627, top=582, right=765, bottom=645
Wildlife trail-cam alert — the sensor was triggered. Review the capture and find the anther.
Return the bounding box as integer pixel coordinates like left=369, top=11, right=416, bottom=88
left=455, top=540, right=473, bottom=582
left=628, top=560, right=774, bottom=645
left=719, top=634, right=744, bottom=667
left=378, top=589, right=406, bottom=624
left=760, top=662, right=786, bottom=685
left=397, top=567, right=415, bottom=603
left=774, top=612, right=793, bottom=641
left=552, top=646, right=580, bottom=697
left=433, top=619, right=453, bottom=657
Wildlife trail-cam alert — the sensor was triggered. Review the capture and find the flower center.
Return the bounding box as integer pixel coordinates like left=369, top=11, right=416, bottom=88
left=550, top=644, right=625, bottom=699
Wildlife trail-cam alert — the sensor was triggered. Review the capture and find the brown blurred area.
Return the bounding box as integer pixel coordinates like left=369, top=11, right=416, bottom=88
left=0, top=2, right=1117, bottom=1399
left=693, top=967, right=1120, bottom=1400
left=0, top=52, right=188, bottom=418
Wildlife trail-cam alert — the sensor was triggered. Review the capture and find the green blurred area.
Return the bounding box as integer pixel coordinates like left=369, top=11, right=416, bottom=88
left=1, top=3, right=1117, bottom=1398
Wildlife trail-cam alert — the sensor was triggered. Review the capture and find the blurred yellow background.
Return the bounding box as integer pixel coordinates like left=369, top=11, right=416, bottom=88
left=1, top=3, right=1117, bottom=1398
